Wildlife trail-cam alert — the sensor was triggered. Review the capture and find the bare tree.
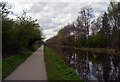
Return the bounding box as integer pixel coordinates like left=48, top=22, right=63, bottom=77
left=79, top=6, right=93, bottom=38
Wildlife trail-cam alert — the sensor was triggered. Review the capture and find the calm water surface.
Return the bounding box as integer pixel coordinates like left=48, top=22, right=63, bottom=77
left=48, top=46, right=120, bottom=81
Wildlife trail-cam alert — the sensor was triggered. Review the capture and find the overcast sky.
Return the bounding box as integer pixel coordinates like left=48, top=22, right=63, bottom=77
left=3, top=0, right=112, bottom=41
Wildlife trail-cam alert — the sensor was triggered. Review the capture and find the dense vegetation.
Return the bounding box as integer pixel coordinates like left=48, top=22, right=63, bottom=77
left=0, top=2, right=43, bottom=57
left=44, top=46, right=82, bottom=80
left=46, top=1, right=120, bottom=50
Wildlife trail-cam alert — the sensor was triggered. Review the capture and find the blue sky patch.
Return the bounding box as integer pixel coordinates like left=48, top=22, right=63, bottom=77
left=51, top=16, right=56, bottom=19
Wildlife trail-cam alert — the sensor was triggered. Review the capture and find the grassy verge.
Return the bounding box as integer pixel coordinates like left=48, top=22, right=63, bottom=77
left=55, top=45, right=120, bottom=55
left=74, top=47, right=120, bottom=55
left=44, top=46, right=83, bottom=80
left=2, top=45, right=41, bottom=79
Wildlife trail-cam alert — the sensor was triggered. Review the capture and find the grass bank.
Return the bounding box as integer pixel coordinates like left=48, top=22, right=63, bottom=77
left=74, top=47, right=120, bottom=55
left=2, top=46, right=41, bottom=79
left=44, top=46, right=83, bottom=80
left=55, top=45, right=120, bottom=55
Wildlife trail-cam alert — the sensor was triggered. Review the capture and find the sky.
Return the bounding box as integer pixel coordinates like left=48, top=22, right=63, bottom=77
left=3, top=0, right=112, bottom=41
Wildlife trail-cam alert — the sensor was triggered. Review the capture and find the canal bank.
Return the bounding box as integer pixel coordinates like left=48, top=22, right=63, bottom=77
left=44, top=46, right=83, bottom=80
left=54, top=45, right=120, bottom=55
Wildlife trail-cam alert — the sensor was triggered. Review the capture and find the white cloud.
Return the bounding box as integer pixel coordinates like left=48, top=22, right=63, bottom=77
left=95, top=12, right=101, bottom=18
left=3, top=0, right=110, bottom=41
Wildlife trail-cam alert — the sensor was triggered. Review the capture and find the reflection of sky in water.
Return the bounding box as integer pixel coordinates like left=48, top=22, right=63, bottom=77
left=88, top=61, right=98, bottom=80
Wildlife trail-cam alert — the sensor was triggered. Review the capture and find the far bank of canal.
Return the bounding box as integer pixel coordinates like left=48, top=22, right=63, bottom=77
left=55, top=45, right=120, bottom=55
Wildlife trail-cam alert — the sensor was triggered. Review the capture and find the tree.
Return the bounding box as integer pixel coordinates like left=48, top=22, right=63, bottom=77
left=107, top=1, right=120, bottom=48
left=2, top=18, right=18, bottom=55
left=16, top=10, right=43, bottom=50
left=79, top=6, right=93, bottom=38
left=46, top=3, right=120, bottom=49
left=112, top=26, right=119, bottom=49
left=94, top=29, right=106, bottom=47
left=2, top=2, right=43, bottom=57
left=108, top=1, right=120, bottom=28
left=102, top=12, right=111, bottom=47
left=91, top=16, right=102, bottom=36
left=0, top=1, right=11, bottom=19
left=75, top=37, right=86, bottom=47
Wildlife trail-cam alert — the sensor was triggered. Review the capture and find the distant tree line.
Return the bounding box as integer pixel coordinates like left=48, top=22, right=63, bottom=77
left=0, top=2, right=43, bottom=57
left=46, top=1, right=120, bottom=49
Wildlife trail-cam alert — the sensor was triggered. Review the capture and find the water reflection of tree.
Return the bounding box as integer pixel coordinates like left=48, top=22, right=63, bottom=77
left=88, top=52, right=120, bottom=81
left=65, top=50, right=90, bottom=80
left=101, top=54, right=120, bottom=81
left=48, top=46, right=120, bottom=81
left=111, top=55, right=120, bottom=81
left=66, top=51, right=120, bottom=81
left=102, top=54, right=111, bottom=81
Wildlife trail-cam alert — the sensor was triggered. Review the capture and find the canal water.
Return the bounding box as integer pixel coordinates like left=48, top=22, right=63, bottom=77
left=48, top=46, right=120, bottom=81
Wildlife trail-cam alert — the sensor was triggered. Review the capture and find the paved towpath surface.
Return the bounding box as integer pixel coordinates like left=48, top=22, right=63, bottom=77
left=5, top=45, right=47, bottom=80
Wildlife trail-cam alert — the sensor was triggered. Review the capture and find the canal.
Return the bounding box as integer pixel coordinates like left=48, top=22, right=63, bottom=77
left=48, top=46, right=120, bottom=81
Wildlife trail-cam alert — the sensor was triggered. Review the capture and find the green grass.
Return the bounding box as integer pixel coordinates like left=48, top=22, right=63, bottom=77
left=57, top=45, right=120, bottom=55
left=2, top=50, right=35, bottom=79
left=75, top=47, right=120, bottom=55
left=44, top=46, right=83, bottom=80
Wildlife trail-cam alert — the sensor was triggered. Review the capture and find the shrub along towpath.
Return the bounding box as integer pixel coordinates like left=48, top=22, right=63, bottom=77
left=5, top=45, right=47, bottom=80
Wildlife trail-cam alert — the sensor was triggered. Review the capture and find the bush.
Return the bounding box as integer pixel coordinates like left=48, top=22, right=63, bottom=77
left=1, top=4, right=43, bottom=57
